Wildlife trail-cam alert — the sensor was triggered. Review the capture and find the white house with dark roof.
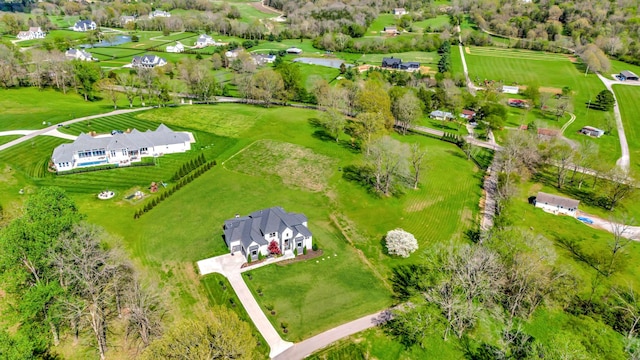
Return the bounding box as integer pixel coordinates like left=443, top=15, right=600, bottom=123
left=131, top=54, right=167, bottom=68
left=223, top=207, right=313, bottom=260
left=149, top=9, right=171, bottom=18
left=73, top=20, right=97, bottom=32
left=65, top=48, right=95, bottom=61
left=194, top=34, right=216, bottom=48
left=51, top=124, right=193, bottom=172
left=120, top=15, right=136, bottom=25
left=17, top=27, right=45, bottom=40
left=534, top=192, right=579, bottom=217
left=393, top=8, right=407, bottom=15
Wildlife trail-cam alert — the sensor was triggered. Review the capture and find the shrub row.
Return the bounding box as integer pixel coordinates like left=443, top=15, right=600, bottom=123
left=56, top=161, right=154, bottom=175
left=134, top=160, right=216, bottom=219
left=171, top=154, right=207, bottom=181
left=441, top=132, right=463, bottom=145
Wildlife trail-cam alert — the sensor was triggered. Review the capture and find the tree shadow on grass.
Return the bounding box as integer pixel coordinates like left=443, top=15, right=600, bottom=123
left=308, top=117, right=323, bottom=128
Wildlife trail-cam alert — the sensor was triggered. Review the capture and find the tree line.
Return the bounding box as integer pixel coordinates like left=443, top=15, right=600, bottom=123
left=0, top=187, right=256, bottom=359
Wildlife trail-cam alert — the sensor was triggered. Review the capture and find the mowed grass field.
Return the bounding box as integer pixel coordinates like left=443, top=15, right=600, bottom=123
left=0, top=101, right=484, bottom=348
left=0, top=88, right=140, bottom=130
left=613, top=85, right=640, bottom=175
left=458, top=46, right=618, bottom=165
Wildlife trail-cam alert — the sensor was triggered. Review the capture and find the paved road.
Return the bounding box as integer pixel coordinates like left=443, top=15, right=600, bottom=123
left=273, top=310, right=389, bottom=360
left=597, top=73, right=630, bottom=171
left=0, top=107, right=152, bottom=152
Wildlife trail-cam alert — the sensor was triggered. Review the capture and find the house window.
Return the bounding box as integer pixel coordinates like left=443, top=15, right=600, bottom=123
left=270, top=232, right=276, bottom=237
left=110, top=150, right=116, bottom=157
left=122, top=149, right=128, bottom=156
left=251, top=250, right=257, bottom=256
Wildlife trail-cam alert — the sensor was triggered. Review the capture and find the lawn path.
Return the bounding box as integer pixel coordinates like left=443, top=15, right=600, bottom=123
left=0, top=107, right=152, bottom=152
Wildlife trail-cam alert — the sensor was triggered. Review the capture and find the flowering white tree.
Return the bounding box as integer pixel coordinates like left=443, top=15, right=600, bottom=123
left=385, top=229, right=418, bottom=258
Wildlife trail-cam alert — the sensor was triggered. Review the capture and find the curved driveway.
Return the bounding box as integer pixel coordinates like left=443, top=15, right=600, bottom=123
left=597, top=73, right=630, bottom=170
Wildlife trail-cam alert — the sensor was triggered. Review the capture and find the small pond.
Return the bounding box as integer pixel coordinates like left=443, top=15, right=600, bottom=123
left=81, top=35, right=131, bottom=48
left=292, top=57, right=352, bottom=69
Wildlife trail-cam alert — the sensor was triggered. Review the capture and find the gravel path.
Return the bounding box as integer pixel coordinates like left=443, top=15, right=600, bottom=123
left=596, top=73, right=630, bottom=171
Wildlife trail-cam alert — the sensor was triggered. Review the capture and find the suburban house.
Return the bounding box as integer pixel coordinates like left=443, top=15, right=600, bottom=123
left=286, top=47, right=303, bottom=54
left=399, top=61, right=420, bottom=71
left=73, top=20, right=97, bottom=32
left=166, top=41, right=184, bottom=53
left=508, top=99, right=529, bottom=108
left=149, top=9, right=171, bottom=18
left=194, top=34, right=224, bottom=48
left=252, top=54, right=277, bottom=66
left=580, top=126, right=605, bottom=138
left=51, top=124, right=193, bottom=172
left=381, top=57, right=420, bottom=71
left=430, top=110, right=455, bottom=120
left=383, top=25, right=400, bottom=35
left=223, top=207, right=313, bottom=261
left=502, top=85, right=519, bottom=94
left=534, top=192, right=579, bottom=217
left=393, top=7, right=407, bottom=15
left=382, top=57, right=402, bottom=69
left=16, top=27, right=46, bottom=40
left=120, top=15, right=136, bottom=24
left=131, top=54, right=167, bottom=68
left=537, top=128, right=559, bottom=140
left=619, top=70, right=639, bottom=81
left=65, top=48, right=95, bottom=61
left=224, top=49, right=242, bottom=60
left=460, top=109, right=476, bottom=120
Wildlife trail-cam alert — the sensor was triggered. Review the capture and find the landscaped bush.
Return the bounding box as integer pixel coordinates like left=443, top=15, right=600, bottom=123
left=385, top=228, right=418, bottom=258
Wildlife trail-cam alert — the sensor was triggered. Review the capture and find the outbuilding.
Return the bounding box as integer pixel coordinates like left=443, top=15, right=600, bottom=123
left=534, top=192, right=579, bottom=217
left=619, top=70, right=639, bottom=81
left=502, top=85, right=519, bottom=94
left=580, top=126, right=605, bottom=138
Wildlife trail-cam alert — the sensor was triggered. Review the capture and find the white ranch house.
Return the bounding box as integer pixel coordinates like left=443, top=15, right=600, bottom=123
left=149, top=9, right=171, bottom=18
left=17, top=27, right=45, bottom=40
left=194, top=34, right=224, bottom=48
left=534, top=192, right=579, bottom=217
left=166, top=42, right=185, bottom=53
left=224, top=207, right=313, bottom=261
left=65, top=48, right=95, bottom=61
left=73, top=20, right=97, bottom=32
left=51, top=124, right=193, bottom=172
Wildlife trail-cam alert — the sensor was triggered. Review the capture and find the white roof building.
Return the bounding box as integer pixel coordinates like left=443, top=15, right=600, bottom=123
left=149, top=10, right=171, bottom=18
left=65, top=48, right=95, bottom=61
left=132, top=54, right=167, bottom=68
left=51, top=124, right=193, bottom=172
left=16, top=26, right=45, bottom=40
left=73, top=20, right=97, bottom=32
left=166, top=42, right=184, bottom=53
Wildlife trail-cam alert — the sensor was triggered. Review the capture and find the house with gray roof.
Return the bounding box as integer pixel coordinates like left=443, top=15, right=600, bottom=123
left=131, top=54, right=167, bottom=68
left=65, top=48, right=95, bottom=61
left=73, top=20, right=97, bottom=32
left=534, top=192, right=579, bottom=217
left=223, top=207, right=313, bottom=260
left=51, top=124, right=193, bottom=172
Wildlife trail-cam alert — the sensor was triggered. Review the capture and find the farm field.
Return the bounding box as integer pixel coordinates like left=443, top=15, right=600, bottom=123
left=0, top=101, right=484, bottom=347
left=413, top=15, right=450, bottom=31
left=366, top=14, right=397, bottom=34
left=613, top=85, right=640, bottom=175
left=461, top=46, right=618, bottom=165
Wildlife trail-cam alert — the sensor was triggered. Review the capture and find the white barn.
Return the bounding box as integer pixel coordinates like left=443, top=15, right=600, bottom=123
left=166, top=42, right=184, bottom=53
left=51, top=124, right=193, bottom=172
left=224, top=207, right=313, bottom=261
left=534, top=192, right=579, bottom=217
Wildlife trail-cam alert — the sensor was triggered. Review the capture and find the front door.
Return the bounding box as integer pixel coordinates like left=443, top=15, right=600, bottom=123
left=284, top=239, right=290, bottom=250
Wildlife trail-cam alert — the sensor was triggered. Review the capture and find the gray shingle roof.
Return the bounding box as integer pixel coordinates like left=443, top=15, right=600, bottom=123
left=223, top=207, right=311, bottom=250
left=51, top=124, right=189, bottom=164
left=536, top=192, right=579, bottom=210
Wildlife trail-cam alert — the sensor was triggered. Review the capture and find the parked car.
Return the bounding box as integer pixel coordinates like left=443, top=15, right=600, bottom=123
left=577, top=216, right=594, bottom=225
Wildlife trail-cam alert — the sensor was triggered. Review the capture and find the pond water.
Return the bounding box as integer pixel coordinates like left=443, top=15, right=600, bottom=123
left=81, top=35, right=131, bottom=48
left=293, top=57, right=352, bottom=69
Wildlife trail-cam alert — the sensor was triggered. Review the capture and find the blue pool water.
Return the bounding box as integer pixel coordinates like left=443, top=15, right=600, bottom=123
left=77, top=160, right=108, bottom=167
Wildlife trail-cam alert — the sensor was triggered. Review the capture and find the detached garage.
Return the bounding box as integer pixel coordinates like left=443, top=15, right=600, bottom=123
left=619, top=70, right=639, bottom=81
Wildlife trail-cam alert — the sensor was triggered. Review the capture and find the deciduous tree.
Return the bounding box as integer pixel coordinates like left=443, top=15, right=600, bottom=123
left=385, top=229, right=418, bottom=258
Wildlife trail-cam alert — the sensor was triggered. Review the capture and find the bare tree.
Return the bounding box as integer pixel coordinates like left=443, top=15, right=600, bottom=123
left=52, top=224, right=133, bottom=360
left=321, top=108, right=346, bottom=142
left=604, top=168, right=635, bottom=211
left=97, top=78, right=120, bottom=109
left=392, top=91, right=422, bottom=135
left=613, top=285, right=640, bottom=349
left=549, top=140, right=574, bottom=189
left=117, top=73, right=137, bottom=108
left=409, top=143, right=427, bottom=189
left=605, top=218, right=635, bottom=276
left=125, top=278, right=164, bottom=349
left=366, top=136, right=410, bottom=196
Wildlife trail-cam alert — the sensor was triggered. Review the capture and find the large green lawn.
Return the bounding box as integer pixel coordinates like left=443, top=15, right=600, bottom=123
left=0, top=88, right=139, bottom=131
left=613, top=85, right=640, bottom=175
left=460, top=46, right=618, bottom=165
left=0, top=100, right=485, bottom=352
